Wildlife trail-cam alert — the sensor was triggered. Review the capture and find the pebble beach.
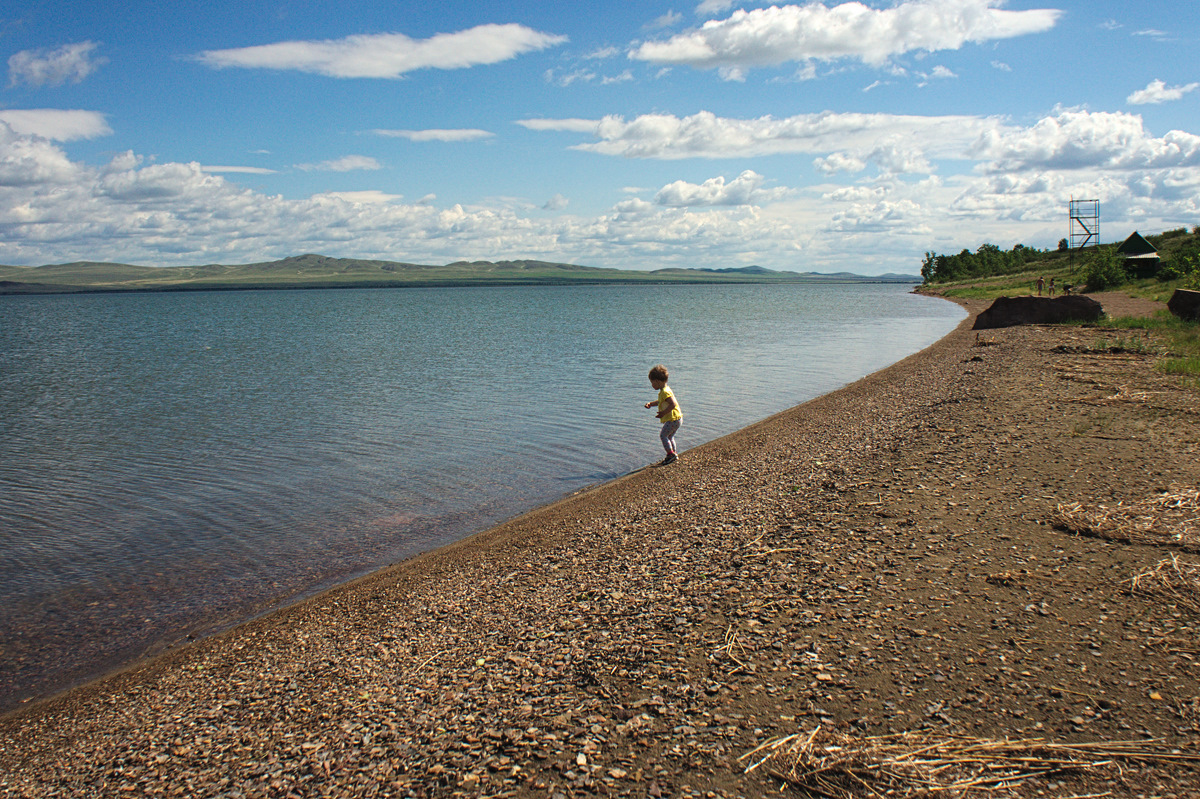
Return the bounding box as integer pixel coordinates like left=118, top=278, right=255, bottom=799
left=3, top=293, right=1199, bottom=798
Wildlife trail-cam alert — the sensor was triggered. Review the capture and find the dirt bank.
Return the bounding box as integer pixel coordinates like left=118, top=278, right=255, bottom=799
left=2, top=295, right=1198, bottom=798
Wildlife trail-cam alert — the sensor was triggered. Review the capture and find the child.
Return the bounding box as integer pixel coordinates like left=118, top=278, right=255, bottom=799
left=644, top=364, right=682, bottom=465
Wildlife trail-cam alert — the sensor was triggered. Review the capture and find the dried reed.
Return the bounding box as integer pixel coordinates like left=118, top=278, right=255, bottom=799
left=741, top=726, right=1199, bottom=798
left=1131, top=554, right=1200, bottom=615
left=1050, top=487, right=1200, bottom=551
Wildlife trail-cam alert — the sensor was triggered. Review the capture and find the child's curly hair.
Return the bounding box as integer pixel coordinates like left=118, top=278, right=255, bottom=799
left=648, top=364, right=669, bottom=382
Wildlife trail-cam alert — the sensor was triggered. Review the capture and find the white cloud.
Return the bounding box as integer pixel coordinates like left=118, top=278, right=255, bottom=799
left=317, top=190, right=403, bottom=203
left=814, top=151, right=868, bottom=174
left=972, top=109, right=1200, bottom=172
left=630, top=0, right=1062, bottom=77
left=0, top=122, right=81, bottom=185
left=0, top=109, right=111, bottom=141
left=195, top=24, right=567, bottom=78
left=529, top=110, right=993, bottom=169
left=8, top=41, right=106, bottom=88
left=1127, top=79, right=1200, bottom=106
left=545, top=67, right=597, bottom=87
left=201, top=165, right=279, bottom=174
left=515, top=118, right=600, bottom=133
left=368, top=128, right=494, bottom=142
left=991, top=60, right=1012, bottom=71
left=543, top=193, right=569, bottom=210
left=696, top=0, right=736, bottom=15
left=654, top=170, right=790, bottom=206
left=647, top=11, right=683, bottom=30
left=2, top=109, right=1199, bottom=277
left=295, top=155, right=382, bottom=172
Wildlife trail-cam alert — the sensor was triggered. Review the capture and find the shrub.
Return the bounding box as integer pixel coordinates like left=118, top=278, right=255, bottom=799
left=1083, top=248, right=1129, bottom=291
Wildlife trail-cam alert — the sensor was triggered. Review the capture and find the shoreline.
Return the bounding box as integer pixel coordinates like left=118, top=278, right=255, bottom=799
left=4, top=295, right=1199, bottom=797
left=0, top=285, right=961, bottom=716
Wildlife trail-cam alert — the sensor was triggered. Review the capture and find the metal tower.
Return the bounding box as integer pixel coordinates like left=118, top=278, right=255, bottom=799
left=1070, top=199, right=1099, bottom=249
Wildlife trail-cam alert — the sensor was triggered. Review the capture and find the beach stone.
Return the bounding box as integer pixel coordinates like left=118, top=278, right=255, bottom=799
left=1167, top=288, right=1200, bottom=320
left=972, top=295, right=1104, bottom=329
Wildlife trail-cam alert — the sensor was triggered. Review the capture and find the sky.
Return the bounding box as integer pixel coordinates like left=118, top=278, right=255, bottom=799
left=0, top=0, right=1197, bottom=275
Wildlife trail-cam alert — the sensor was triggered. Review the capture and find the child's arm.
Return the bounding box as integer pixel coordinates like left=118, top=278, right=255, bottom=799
left=655, top=395, right=677, bottom=418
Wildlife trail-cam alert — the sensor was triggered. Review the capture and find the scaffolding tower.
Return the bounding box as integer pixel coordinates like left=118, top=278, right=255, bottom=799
left=1070, top=199, right=1099, bottom=249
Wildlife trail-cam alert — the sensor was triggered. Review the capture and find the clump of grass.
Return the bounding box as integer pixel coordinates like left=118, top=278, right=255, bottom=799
left=1089, top=335, right=1162, bottom=355
left=1096, top=313, right=1200, bottom=379
left=1159, top=355, right=1200, bottom=377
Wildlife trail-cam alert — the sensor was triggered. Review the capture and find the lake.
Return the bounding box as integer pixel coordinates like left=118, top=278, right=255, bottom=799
left=0, top=282, right=964, bottom=709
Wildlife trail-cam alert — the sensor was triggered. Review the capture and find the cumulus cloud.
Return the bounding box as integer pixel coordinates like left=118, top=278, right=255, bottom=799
left=295, top=155, right=382, bottom=172
left=195, top=24, right=567, bottom=78
left=654, top=170, right=790, bottom=206
left=2, top=109, right=1199, bottom=277
left=1127, top=79, right=1200, bottom=105
left=0, top=109, right=111, bottom=141
left=0, top=122, right=81, bottom=185
left=972, top=109, right=1200, bottom=172
left=368, top=128, right=494, bottom=142
left=814, top=151, right=868, bottom=174
left=543, top=193, right=569, bottom=210
left=629, top=0, right=1062, bottom=77
left=525, top=110, right=993, bottom=169
left=8, top=41, right=106, bottom=88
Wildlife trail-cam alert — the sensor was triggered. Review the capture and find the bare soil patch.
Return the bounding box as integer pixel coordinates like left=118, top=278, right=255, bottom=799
left=3, top=295, right=1199, bottom=798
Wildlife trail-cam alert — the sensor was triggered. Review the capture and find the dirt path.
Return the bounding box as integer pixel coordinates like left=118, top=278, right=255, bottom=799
left=3, top=295, right=1198, bottom=798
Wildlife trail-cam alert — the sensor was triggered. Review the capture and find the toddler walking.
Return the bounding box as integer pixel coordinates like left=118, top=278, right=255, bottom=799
left=644, top=364, right=682, bottom=465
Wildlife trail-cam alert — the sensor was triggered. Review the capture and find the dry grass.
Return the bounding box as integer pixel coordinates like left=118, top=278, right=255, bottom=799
left=740, top=726, right=1200, bottom=798
left=1050, top=487, right=1200, bottom=551
left=1131, top=554, right=1200, bottom=615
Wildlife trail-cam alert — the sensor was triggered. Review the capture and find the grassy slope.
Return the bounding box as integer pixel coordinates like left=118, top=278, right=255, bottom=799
left=922, top=226, right=1199, bottom=304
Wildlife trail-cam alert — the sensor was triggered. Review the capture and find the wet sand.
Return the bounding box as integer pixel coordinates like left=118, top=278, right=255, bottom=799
left=2, top=293, right=1198, bottom=798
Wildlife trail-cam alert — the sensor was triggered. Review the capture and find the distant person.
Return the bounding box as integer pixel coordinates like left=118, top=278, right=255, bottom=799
left=1048, top=277, right=1056, bottom=297
left=1036, top=276, right=1045, bottom=296
left=644, top=364, right=682, bottom=465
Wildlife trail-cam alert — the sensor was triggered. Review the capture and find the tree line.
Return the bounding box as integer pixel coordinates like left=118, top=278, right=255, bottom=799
left=920, top=242, right=1056, bottom=283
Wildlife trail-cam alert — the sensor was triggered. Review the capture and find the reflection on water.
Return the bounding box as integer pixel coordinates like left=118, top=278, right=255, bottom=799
left=0, top=282, right=963, bottom=708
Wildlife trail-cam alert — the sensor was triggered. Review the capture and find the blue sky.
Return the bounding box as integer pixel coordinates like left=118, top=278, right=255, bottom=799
left=1, top=0, right=1197, bottom=274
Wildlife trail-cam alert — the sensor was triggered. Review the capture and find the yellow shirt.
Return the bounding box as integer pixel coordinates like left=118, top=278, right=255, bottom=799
left=656, top=386, right=682, bottom=422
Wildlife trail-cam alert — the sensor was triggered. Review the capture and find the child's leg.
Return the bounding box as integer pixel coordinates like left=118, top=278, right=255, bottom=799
left=660, top=420, right=680, bottom=454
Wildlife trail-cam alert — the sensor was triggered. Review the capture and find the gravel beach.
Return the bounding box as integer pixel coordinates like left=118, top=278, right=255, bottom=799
left=3, top=293, right=1199, bottom=798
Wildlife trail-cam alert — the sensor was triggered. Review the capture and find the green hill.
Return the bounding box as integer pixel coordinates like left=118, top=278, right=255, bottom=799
left=0, top=256, right=921, bottom=295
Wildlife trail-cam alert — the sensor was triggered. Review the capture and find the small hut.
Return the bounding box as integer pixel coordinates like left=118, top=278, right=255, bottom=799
left=1117, top=231, right=1160, bottom=278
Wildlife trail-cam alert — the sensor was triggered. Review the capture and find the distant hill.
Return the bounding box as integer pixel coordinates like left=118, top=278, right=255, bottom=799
left=650, top=265, right=921, bottom=282
left=0, top=255, right=921, bottom=295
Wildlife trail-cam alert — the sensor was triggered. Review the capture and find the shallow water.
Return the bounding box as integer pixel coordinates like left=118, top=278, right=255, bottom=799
left=0, top=282, right=964, bottom=708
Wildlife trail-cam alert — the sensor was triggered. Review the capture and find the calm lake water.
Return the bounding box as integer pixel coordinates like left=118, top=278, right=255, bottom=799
left=0, top=282, right=963, bottom=709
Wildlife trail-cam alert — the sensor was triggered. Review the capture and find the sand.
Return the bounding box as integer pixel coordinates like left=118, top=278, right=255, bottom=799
left=2, top=292, right=1198, bottom=798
